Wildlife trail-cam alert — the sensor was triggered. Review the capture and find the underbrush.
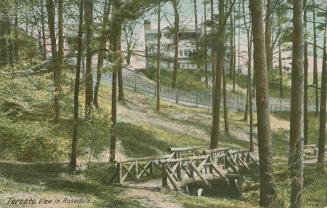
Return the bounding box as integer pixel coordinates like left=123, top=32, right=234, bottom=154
left=0, top=65, right=111, bottom=161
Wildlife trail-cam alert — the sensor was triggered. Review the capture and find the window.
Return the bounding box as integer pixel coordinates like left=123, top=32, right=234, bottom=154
left=179, top=50, right=183, bottom=57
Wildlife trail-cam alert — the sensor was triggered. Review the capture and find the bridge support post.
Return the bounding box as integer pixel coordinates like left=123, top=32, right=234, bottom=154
left=162, top=163, right=168, bottom=188
left=177, top=162, right=182, bottom=181
left=150, top=161, right=154, bottom=176
left=117, top=162, right=123, bottom=184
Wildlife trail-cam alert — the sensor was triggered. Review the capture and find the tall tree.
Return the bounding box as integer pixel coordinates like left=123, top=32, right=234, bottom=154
left=109, top=0, right=123, bottom=162
left=46, top=0, right=60, bottom=121
left=289, top=0, right=304, bottom=206
left=265, top=0, right=272, bottom=72
left=203, top=0, right=208, bottom=88
left=210, top=0, right=225, bottom=149
left=171, top=0, right=179, bottom=89
left=40, top=0, right=47, bottom=59
left=118, top=58, right=124, bottom=101
left=313, top=0, right=319, bottom=115
left=84, top=0, right=94, bottom=118
left=318, top=20, right=327, bottom=165
left=222, top=63, right=229, bottom=134
left=14, top=0, right=19, bottom=61
left=70, top=0, right=84, bottom=170
left=193, top=0, right=199, bottom=70
left=58, top=0, right=64, bottom=101
left=249, top=0, right=276, bottom=205
left=303, top=0, right=309, bottom=145
left=94, top=0, right=112, bottom=108
left=229, top=0, right=235, bottom=82
left=156, top=0, right=161, bottom=112
left=242, top=0, right=251, bottom=122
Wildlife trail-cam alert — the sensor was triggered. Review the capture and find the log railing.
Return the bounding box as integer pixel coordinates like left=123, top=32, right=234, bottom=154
left=109, top=147, right=258, bottom=189
left=168, top=147, right=202, bottom=159
left=109, top=154, right=171, bottom=184
left=161, top=149, right=257, bottom=191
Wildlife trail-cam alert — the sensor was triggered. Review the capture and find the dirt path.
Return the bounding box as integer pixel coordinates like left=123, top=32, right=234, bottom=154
left=117, top=94, right=210, bottom=141
left=125, top=188, right=184, bottom=208
left=270, top=114, right=290, bottom=130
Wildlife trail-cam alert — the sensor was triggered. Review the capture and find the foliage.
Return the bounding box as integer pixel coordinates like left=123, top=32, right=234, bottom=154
left=78, top=111, right=112, bottom=160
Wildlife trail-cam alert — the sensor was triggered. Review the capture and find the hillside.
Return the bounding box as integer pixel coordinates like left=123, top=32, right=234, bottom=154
left=0, top=68, right=326, bottom=208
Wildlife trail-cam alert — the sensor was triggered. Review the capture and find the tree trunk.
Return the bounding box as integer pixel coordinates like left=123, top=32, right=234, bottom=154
left=40, top=0, right=47, bottom=59
left=278, top=42, right=283, bottom=99
left=70, top=0, right=84, bottom=170
left=193, top=0, right=199, bottom=70
left=289, top=0, right=304, bottom=206
left=58, top=0, right=64, bottom=99
left=84, top=0, right=94, bottom=118
left=249, top=0, right=276, bottom=206
left=303, top=1, right=308, bottom=145
left=46, top=0, right=60, bottom=121
left=172, top=0, right=179, bottom=89
left=8, top=19, right=14, bottom=65
left=313, top=0, right=319, bottom=115
left=237, top=1, right=241, bottom=87
left=118, top=67, right=124, bottom=101
left=210, top=0, right=216, bottom=105
left=204, top=0, right=208, bottom=88
left=94, top=0, right=111, bottom=108
left=223, top=65, right=229, bottom=134
left=0, top=18, right=6, bottom=65
left=229, top=0, right=235, bottom=82
left=242, top=0, right=250, bottom=122
left=156, top=1, right=161, bottom=112
left=210, top=0, right=224, bottom=149
left=248, top=31, right=254, bottom=152
left=265, top=0, right=272, bottom=72
left=109, top=1, right=123, bottom=162
left=14, top=0, right=19, bottom=61
left=318, top=21, right=327, bottom=165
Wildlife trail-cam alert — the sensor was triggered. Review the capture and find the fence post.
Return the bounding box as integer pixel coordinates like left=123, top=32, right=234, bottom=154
left=238, top=95, right=240, bottom=112
left=134, top=74, right=137, bottom=92
left=196, top=91, right=199, bottom=107
left=175, top=89, right=179, bottom=104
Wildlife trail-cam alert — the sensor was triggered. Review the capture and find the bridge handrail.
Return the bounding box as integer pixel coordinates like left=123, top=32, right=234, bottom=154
left=117, top=154, right=172, bottom=163
left=202, top=148, right=230, bottom=155
left=169, top=147, right=199, bottom=152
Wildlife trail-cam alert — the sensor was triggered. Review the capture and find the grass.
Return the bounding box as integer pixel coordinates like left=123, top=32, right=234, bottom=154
left=139, top=68, right=209, bottom=92
left=117, top=122, right=207, bottom=157
left=273, top=111, right=327, bottom=145
left=0, top=162, right=141, bottom=208
left=175, top=194, right=257, bottom=208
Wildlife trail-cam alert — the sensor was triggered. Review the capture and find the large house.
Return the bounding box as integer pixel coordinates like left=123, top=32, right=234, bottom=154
left=144, top=21, right=199, bottom=70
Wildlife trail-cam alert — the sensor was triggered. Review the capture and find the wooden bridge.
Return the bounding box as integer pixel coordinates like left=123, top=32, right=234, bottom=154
left=109, top=147, right=258, bottom=192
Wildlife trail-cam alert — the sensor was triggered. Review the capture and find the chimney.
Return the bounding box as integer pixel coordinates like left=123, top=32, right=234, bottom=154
left=144, top=20, right=151, bottom=30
